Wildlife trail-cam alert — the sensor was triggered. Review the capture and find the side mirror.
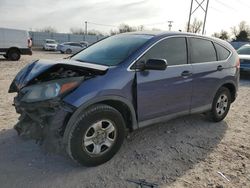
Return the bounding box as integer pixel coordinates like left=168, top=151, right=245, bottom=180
left=144, top=59, right=168, bottom=71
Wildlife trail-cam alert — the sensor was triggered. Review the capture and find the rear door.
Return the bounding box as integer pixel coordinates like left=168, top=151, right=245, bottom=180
left=136, top=37, right=193, bottom=124
left=188, top=37, right=229, bottom=112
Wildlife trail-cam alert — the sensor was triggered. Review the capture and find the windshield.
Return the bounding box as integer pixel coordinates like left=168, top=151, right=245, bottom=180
left=71, top=34, right=153, bottom=66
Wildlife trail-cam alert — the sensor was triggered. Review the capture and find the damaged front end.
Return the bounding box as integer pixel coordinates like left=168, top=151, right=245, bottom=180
left=9, top=59, right=108, bottom=151
left=14, top=96, right=74, bottom=151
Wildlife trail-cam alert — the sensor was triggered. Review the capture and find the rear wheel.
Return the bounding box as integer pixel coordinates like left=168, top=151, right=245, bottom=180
left=65, top=49, right=72, bottom=54
left=3, top=54, right=8, bottom=59
left=8, top=49, right=20, bottom=61
left=66, top=104, right=126, bottom=166
left=207, top=87, right=231, bottom=122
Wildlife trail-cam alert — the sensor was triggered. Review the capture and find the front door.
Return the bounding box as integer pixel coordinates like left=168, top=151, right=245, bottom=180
left=136, top=37, right=193, bottom=124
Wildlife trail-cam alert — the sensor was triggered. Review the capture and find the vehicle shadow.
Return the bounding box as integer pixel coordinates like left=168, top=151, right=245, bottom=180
left=0, top=114, right=227, bottom=188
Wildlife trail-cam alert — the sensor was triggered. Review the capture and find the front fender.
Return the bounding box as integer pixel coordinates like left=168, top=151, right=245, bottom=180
left=62, top=95, right=138, bottom=145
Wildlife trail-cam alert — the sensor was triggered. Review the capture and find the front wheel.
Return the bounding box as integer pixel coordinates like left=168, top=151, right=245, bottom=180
left=207, top=87, right=231, bottom=122
left=66, top=104, right=126, bottom=166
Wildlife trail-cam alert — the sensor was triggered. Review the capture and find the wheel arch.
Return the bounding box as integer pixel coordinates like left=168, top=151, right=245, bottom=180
left=221, top=82, right=237, bottom=102
left=63, top=96, right=138, bottom=145
left=7, top=47, right=21, bottom=54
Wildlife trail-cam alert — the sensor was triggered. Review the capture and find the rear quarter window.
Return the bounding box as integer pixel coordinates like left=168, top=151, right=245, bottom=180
left=190, top=38, right=217, bottom=63
left=214, top=43, right=230, bottom=60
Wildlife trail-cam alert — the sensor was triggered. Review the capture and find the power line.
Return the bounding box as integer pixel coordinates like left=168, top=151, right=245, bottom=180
left=87, top=21, right=118, bottom=28
left=86, top=21, right=170, bottom=29
left=214, top=0, right=238, bottom=11
left=234, top=0, right=250, bottom=9
left=143, top=21, right=167, bottom=26
left=209, top=5, right=222, bottom=13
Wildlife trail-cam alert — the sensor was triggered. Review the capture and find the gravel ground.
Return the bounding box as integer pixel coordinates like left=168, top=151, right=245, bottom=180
left=0, top=51, right=249, bottom=188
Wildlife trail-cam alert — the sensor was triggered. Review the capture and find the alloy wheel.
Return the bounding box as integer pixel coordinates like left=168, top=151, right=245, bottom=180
left=215, top=94, right=228, bottom=116
left=83, top=120, right=117, bottom=156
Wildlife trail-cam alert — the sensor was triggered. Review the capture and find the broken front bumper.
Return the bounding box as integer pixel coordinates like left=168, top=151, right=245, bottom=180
left=13, top=94, right=75, bottom=151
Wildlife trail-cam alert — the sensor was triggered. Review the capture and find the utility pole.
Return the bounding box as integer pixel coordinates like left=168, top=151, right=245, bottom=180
left=202, top=0, right=210, bottom=35
left=187, top=0, right=194, bottom=32
left=85, top=21, right=88, bottom=35
left=187, top=0, right=210, bottom=34
left=168, top=21, right=173, bottom=31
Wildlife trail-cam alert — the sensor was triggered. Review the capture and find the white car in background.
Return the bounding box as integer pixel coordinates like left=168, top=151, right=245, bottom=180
left=43, top=39, right=58, bottom=51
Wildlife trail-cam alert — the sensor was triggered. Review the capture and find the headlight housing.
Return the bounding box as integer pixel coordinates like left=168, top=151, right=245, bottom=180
left=20, top=77, right=83, bottom=102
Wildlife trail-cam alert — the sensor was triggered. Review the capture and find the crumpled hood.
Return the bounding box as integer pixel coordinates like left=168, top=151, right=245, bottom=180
left=9, top=59, right=109, bottom=93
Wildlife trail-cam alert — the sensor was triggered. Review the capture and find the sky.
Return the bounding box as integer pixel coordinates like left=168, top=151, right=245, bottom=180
left=0, top=0, right=250, bottom=36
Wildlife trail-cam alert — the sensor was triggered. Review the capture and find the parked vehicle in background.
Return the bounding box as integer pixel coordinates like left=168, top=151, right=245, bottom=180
left=9, top=32, right=239, bottom=166
left=237, top=44, right=250, bottom=72
left=57, top=42, right=86, bottom=54
left=0, top=28, right=32, bottom=61
left=79, top=41, right=89, bottom=48
left=43, top=39, right=58, bottom=51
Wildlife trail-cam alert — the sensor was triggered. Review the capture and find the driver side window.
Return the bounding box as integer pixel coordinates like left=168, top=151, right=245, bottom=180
left=141, top=37, right=188, bottom=66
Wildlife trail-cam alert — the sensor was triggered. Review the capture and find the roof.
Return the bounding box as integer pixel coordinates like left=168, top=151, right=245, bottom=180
left=121, top=30, right=213, bottom=39
left=120, top=31, right=234, bottom=50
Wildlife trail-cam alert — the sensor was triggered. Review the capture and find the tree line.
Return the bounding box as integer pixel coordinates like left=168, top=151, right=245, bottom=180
left=36, top=20, right=250, bottom=42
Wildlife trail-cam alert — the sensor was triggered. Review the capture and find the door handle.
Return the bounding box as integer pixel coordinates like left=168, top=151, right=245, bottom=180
left=181, top=71, right=192, bottom=77
left=217, top=65, right=223, bottom=71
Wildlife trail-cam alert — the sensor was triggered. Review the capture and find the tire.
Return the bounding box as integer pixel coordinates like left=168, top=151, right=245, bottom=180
left=66, top=104, right=126, bottom=166
left=207, top=87, right=231, bottom=122
left=60, top=51, right=64, bottom=54
left=65, top=49, right=72, bottom=54
left=7, top=49, right=20, bottom=61
left=3, top=54, right=8, bottom=59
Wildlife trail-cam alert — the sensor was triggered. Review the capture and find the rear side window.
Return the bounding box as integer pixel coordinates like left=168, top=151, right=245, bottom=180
left=190, top=38, right=216, bottom=63
left=214, top=43, right=230, bottom=60
left=143, top=37, right=187, bottom=66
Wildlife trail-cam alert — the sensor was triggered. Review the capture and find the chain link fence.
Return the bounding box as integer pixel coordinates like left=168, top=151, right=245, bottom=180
left=29, top=31, right=106, bottom=47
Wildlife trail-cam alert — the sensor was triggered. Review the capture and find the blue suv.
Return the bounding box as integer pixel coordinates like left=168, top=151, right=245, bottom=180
left=9, top=32, right=240, bottom=166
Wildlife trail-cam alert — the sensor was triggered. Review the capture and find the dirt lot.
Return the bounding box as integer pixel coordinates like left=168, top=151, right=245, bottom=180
left=0, top=51, right=249, bottom=188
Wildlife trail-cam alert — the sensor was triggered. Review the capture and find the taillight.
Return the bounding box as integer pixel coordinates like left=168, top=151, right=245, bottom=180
left=236, top=58, right=240, bottom=69
left=28, top=38, right=32, bottom=48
